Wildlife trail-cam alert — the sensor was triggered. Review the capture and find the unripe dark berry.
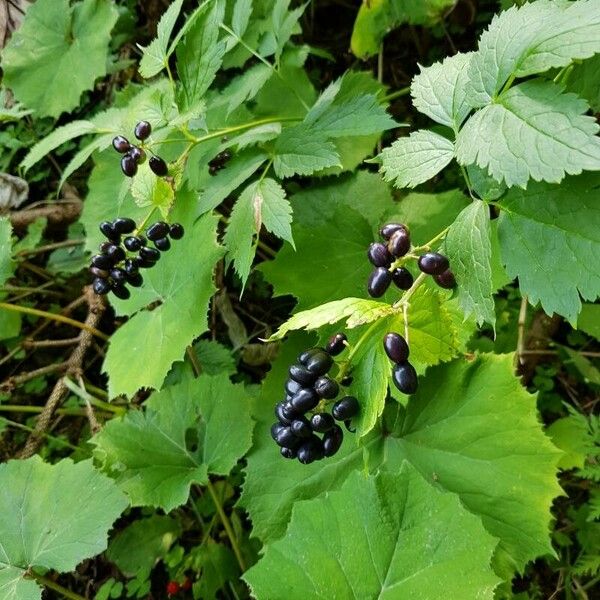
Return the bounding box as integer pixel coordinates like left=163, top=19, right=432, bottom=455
left=314, top=376, right=339, bottom=399
left=392, top=267, right=414, bottom=290
left=124, top=236, right=142, bottom=251
left=106, top=244, right=126, bottom=263
left=323, top=424, right=344, bottom=457
left=380, top=222, right=408, bottom=240
left=121, top=154, right=138, bottom=177
left=290, top=388, right=319, bottom=412
left=392, top=362, right=418, bottom=395
left=332, top=396, right=359, bottom=420
left=126, top=272, right=143, bottom=287
left=146, top=221, right=170, bottom=241
left=111, top=282, right=131, bottom=300
left=129, top=146, right=146, bottom=164
left=325, top=332, right=347, bottom=356
left=90, top=266, right=109, bottom=278
left=91, top=254, right=111, bottom=270
left=280, top=447, right=297, bottom=459
left=418, top=252, right=449, bottom=275
left=383, top=332, right=409, bottom=364
left=285, top=378, right=303, bottom=397
left=288, top=364, right=317, bottom=386
left=367, top=267, right=392, bottom=298
left=110, top=268, right=127, bottom=284
left=310, top=412, right=334, bottom=433
left=149, top=155, right=168, bottom=176
left=154, top=237, right=171, bottom=251
left=113, top=217, right=136, bottom=234
left=388, top=228, right=411, bottom=257
left=139, top=246, right=160, bottom=261
left=367, top=242, right=392, bottom=268
left=134, top=120, right=152, bottom=140
left=169, top=223, right=184, bottom=239
left=112, top=135, right=131, bottom=153
left=93, top=277, right=110, bottom=295
left=303, top=349, right=333, bottom=376
left=434, top=269, right=457, bottom=289
left=291, top=418, right=312, bottom=439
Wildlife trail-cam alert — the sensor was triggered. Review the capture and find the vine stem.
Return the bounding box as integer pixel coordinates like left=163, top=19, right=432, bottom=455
left=392, top=272, right=428, bottom=309
left=27, top=572, right=86, bottom=600
left=0, top=303, right=109, bottom=341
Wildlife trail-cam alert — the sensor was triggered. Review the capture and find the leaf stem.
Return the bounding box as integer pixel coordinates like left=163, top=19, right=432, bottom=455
left=381, top=86, right=411, bottom=102
left=411, top=226, right=450, bottom=253
left=392, top=272, right=427, bottom=309
left=0, top=303, right=109, bottom=341
left=63, top=377, right=125, bottom=415
left=27, top=572, right=86, bottom=600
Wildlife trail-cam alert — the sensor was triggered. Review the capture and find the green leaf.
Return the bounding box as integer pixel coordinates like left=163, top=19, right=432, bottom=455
left=176, top=1, right=226, bottom=110
left=245, top=467, right=500, bottom=599
left=379, top=130, right=455, bottom=188
left=138, top=0, right=184, bottom=78
left=467, top=0, right=600, bottom=106
left=497, top=174, right=600, bottom=323
left=2, top=0, right=118, bottom=118
left=0, top=89, right=31, bottom=123
left=107, top=515, right=181, bottom=576
left=194, top=340, right=236, bottom=376
left=411, top=52, right=472, bottom=130
left=273, top=124, right=340, bottom=178
left=456, top=80, right=600, bottom=188
left=547, top=414, right=594, bottom=470
left=191, top=543, right=238, bottom=598
left=92, top=374, right=253, bottom=511
left=578, top=304, right=600, bottom=341
left=224, top=178, right=293, bottom=287
left=0, top=218, right=14, bottom=287
left=218, top=64, right=273, bottom=115
left=564, top=55, right=600, bottom=113
left=102, top=206, right=224, bottom=398
left=198, top=150, right=268, bottom=214
left=130, top=163, right=175, bottom=216
left=445, top=201, right=495, bottom=327
left=0, top=457, right=127, bottom=600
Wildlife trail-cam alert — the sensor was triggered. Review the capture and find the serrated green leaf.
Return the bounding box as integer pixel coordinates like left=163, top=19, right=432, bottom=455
left=380, top=129, right=455, bottom=188
left=271, top=0, right=305, bottom=59
left=0, top=218, right=14, bottom=287
left=102, top=205, right=224, bottom=398
left=273, top=124, right=340, bottom=178
left=456, top=80, right=600, bottom=188
left=130, top=163, right=175, bottom=216
left=564, top=55, right=600, bottom=113
left=93, top=373, right=253, bottom=511
left=245, top=467, right=500, bottom=600
left=547, top=415, right=591, bottom=470
left=0, top=89, right=31, bottom=123
left=2, top=0, right=118, bottom=118
left=218, top=64, right=273, bottom=115
left=578, top=304, right=600, bottom=341
left=0, top=456, right=127, bottom=600
left=59, top=134, right=114, bottom=191
left=467, top=0, right=600, bottom=106
left=224, top=178, right=293, bottom=287
left=411, top=52, right=472, bottom=130
left=194, top=340, right=236, bottom=376
left=445, top=201, right=495, bottom=327
left=138, top=0, right=184, bottom=78
left=497, top=174, right=600, bottom=323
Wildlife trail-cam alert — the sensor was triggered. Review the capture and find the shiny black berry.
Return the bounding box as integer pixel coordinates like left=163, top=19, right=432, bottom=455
left=367, top=267, right=392, bottom=298
left=139, top=247, right=160, bottom=261
left=124, top=236, right=142, bottom=251
left=91, top=254, right=111, bottom=270
left=310, top=412, right=334, bottom=433
left=134, top=120, right=152, bottom=140
left=106, top=244, right=126, bottom=263
left=288, top=364, right=317, bottom=387
left=380, top=222, right=407, bottom=240
left=280, top=447, right=297, bottom=459
left=383, top=332, right=409, bottom=364
left=113, top=217, right=136, bottom=234
left=110, top=268, right=127, bottom=284
left=281, top=401, right=299, bottom=422
left=149, top=155, right=168, bottom=176
left=271, top=423, right=285, bottom=440
left=388, top=228, right=411, bottom=257
left=123, top=258, right=139, bottom=274
left=126, top=272, right=144, bottom=287
left=367, top=242, right=392, bottom=268
left=111, top=282, right=131, bottom=300
left=138, top=257, right=156, bottom=269
left=275, top=427, right=300, bottom=448
left=146, top=221, right=170, bottom=241
left=290, top=388, right=319, bottom=412
left=392, top=267, right=414, bottom=290
left=121, top=154, right=138, bottom=177
left=154, top=237, right=171, bottom=251
left=99, top=241, right=112, bottom=254
left=90, top=266, right=108, bottom=279
left=285, top=378, right=303, bottom=397
left=93, top=278, right=110, bottom=295
left=99, top=221, right=118, bottom=240
left=130, top=146, right=146, bottom=164
left=303, top=349, right=333, bottom=376
left=297, top=437, right=324, bottom=464
left=314, top=376, right=339, bottom=399
left=332, top=396, right=359, bottom=420
left=325, top=332, right=347, bottom=356
left=392, top=362, right=418, bottom=395
left=291, top=419, right=312, bottom=439
left=323, top=424, right=344, bottom=457
left=275, top=402, right=292, bottom=425
left=434, top=269, right=457, bottom=289
left=112, top=135, right=131, bottom=153
left=169, top=223, right=184, bottom=239
left=418, top=252, right=449, bottom=275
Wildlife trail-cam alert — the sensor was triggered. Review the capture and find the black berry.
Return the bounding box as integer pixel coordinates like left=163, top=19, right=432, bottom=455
left=134, top=120, right=151, bottom=140
left=99, top=241, right=112, bottom=254
left=303, top=349, right=333, bottom=376
left=124, top=258, right=139, bottom=274
left=146, top=221, right=170, bottom=241
left=111, top=282, right=131, bottom=300
left=99, top=221, right=118, bottom=240
left=149, top=155, right=169, bottom=176
left=367, top=242, right=392, bottom=268
left=113, top=217, right=136, bottom=234
left=139, top=247, right=160, bottom=261
left=275, top=402, right=292, bottom=425
left=434, top=269, right=457, bottom=289
left=418, top=252, right=449, bottom=275
left=380, top=222, right=407, bottom=240
left=325, top=332, right=347, bottom=356
left=275, top=427, right=300, bottom=448
left=112, top=135, right=131, bottom=153
left=281, top=401, right=299, bottom=422
left=93, top=277, right=110, bottom=295
left=91, top=254, right=111, bottom=270
left=291, top=419, right=312, bottom=439
left=388, top=228, right=411, bottom=257
left=323, top=424, right=344, bottom=457
left=280, top=447, right=297, bottom=459
left=169, top=223, right=184, bottom=239
left=121, top=154, right=138, bottom=177
left=126, top=272, right=144, bottom=287
left=383, top=332, right=409, bottom=364
left=392, top=362, right=418, bottom=395
left=271, top=423, right=285, bottom=440
left=110, top=268, right=127, bottom=284
left=314, top=376, right=339, bottom=399
left=124, top=236, right=142, bottom=251
left=288, top=364, right=317, bottom=386
left=290, top=388, right=319, bottom=412
left=367, top=267, right=392, bottom=298
left=297, top=437, right=324, bottom=464
left=137, top=257, right=157, bottom=269
left=130, top=146, right=146, bottom=164
left=90, top=266, right=109, bottom=279
left=154, top=237, right=171, bottom=251
left=106, top=244, right=126, bottom=263
left=332, top=396, right=359, bottom=420
left=310, top=412, right=334, bottom=433
left=285, top=378, right=303, bottom=397
left=392, top=267, right=414, bottom=290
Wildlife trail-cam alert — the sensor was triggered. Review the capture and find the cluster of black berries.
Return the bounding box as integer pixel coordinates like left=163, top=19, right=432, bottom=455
left=112, top=121, right=168, bottom=178
left=384, top=332, right=418, bottom=395
left=208, top=150, right=231, bottom=175
left=367, top=222, right=456, bottom=297
left=271, top=333, right=360, bottom=464
left=90, top=218, right=184, bottom=299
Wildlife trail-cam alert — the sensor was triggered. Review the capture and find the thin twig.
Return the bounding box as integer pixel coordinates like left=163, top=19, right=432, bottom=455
left=1, top=361, right=69, bottom=390
left=22, top=337, right=80, bottom=349
left=515, top=295, right=528, bottom=368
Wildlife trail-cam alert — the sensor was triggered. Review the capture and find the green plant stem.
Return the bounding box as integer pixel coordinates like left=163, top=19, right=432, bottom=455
left=382, top=86, right=411, bottom=102
left=135, top=206, right=159, bottom=236
left=336, top=318, right=381, bottom=381
left=63, top=377, right=125, bottom=415
left=206, top=479, right=247, bottom=572
left=27, top=572, right=86, bottom=600
left=412, top=226, right=450, bottom=253
left=0, top=405, right=103, bottom=417
left=392, top=272, right=427, bottom=309
left=186, top=345, right=202, bottom=376
left=1, top=418, right=80, bottom=451
left=0, top=303, right=109, bottom=341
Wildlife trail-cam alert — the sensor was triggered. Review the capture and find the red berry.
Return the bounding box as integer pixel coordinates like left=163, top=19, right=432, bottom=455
left=181, top=578, right=192, bottom=591
left=166, top=581, right=180, bottom=596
